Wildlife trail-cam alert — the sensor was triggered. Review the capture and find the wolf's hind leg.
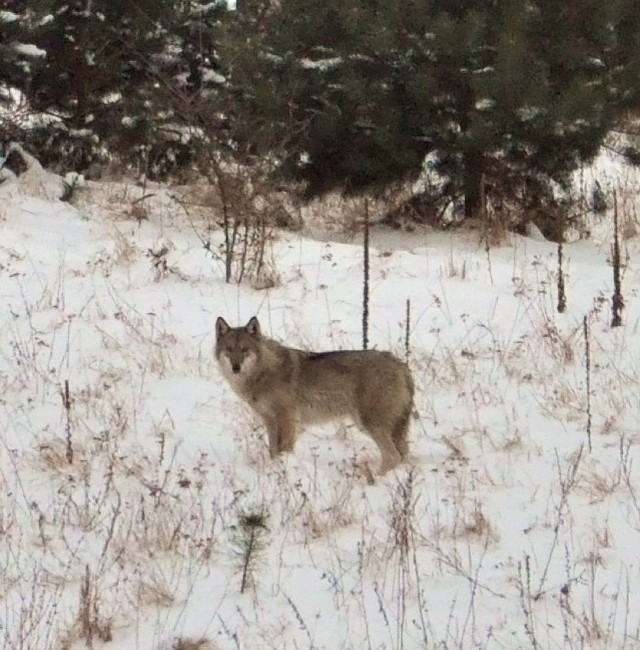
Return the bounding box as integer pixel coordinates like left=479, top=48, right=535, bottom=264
left=360, top=415, right=402, bottom=474
left=392, top=406, right=411, bottom=460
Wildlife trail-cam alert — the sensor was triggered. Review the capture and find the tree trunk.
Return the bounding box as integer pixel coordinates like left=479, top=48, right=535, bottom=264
left=463, top=149, right=484, bottom=221
left=457, top=80, right=485, bottom=222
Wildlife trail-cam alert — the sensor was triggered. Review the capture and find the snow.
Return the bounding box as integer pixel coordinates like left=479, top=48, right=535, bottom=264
left=0, top=10, right=19, bottom=23
left=1, top=143, right=68, bottom=201
left=301, top=56, right=343, bottom=70
left=69, top=128, right=97, bottom=139
left=202, top=68, right=226, bottom=85
left=101, top=92, right=123, bottom=105
left=524, top=221, right=547, bottom=241
left=1, top=153, right=640, bottom=649
left=174, top=72, right=189, bottom=87
left=192, top=1, right=226, bottom=12
left=516, top=105, right=545, bottom=121
left=474, top=97, right=494, bottom=111
left=11, top=43, right=47, bottom=58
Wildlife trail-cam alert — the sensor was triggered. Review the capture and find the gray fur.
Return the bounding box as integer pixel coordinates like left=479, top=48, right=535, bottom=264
left=215, top=316, right=414, bottom=473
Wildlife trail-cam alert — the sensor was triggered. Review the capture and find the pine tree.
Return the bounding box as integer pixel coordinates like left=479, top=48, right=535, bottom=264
left=0, top=2, right=43, bottom=137
left=175, top=1, right=227, bottom=98
left=20, top=0, right=177, bottom=170
left=225, top=0, right=640, bottom=228
left=16, top=0, right=228, bottom=174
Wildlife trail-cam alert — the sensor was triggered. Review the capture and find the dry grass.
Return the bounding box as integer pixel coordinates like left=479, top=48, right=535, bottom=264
left=2, top=178, right=640, bottom=648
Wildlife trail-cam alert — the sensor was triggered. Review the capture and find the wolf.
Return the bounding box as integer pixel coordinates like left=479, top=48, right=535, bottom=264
left=215, top=316, right=414, bottom=473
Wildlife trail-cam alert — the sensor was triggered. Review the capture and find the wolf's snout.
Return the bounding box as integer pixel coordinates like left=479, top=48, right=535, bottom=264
left=231, top=363, right=241, bottom=374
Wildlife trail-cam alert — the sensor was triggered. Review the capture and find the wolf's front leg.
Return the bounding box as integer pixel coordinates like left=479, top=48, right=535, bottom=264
left=261, top=402, right=297, bottom=458
left=264, top=419, right=279, bottom=458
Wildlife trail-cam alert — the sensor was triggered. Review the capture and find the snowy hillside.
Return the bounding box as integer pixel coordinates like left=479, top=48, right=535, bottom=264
left=1, top=163, right=640, bottom=649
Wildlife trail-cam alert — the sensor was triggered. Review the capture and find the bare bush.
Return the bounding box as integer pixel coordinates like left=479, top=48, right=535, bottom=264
left=202, top=157, right=282, bottom=289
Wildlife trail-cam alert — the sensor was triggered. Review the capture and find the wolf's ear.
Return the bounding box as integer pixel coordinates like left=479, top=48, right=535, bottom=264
left=216, top=317, right=231, bottom=339
left=245, top=316, right=261, bottom=337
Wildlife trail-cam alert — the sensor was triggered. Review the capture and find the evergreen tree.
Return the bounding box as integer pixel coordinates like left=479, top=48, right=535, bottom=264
left=1, top=4, right=28, bottom=95
left=0, top=2, right=43, bottom=132
left=150, top=0, right=230, bottom=171
left=226, top=0, right=640, bottom=227
left=174, top=1, right=227, bottom=98
left=13, top=0, right=227, bottom=174
left=21, top=0, right=177, bottom=170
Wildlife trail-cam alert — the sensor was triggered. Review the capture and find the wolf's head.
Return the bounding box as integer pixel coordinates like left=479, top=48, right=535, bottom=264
left=215, top=316, right=262, bottom=380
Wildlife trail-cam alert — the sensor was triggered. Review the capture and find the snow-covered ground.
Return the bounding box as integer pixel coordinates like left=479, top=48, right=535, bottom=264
left=1, top=160, right=640, bottom=649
